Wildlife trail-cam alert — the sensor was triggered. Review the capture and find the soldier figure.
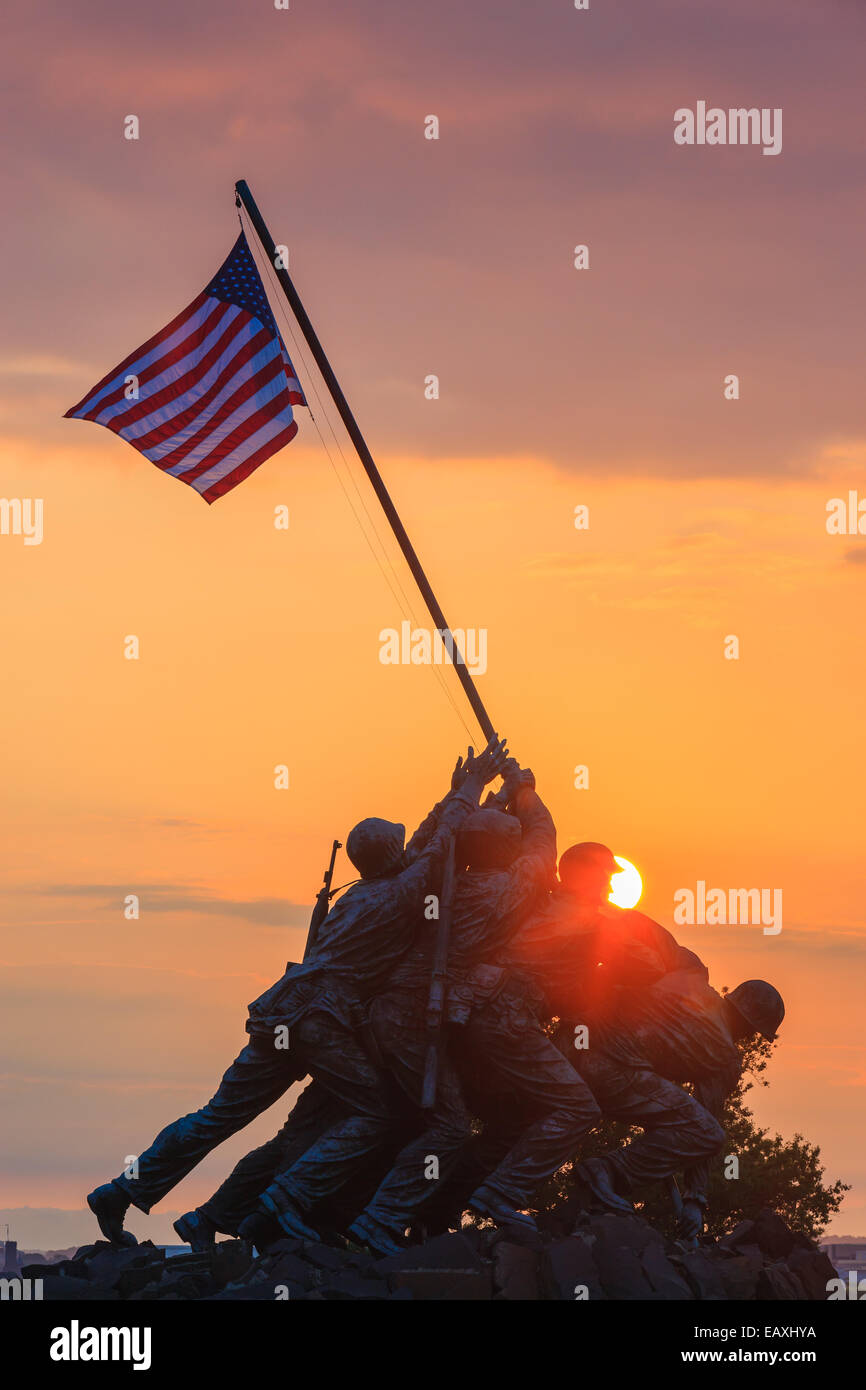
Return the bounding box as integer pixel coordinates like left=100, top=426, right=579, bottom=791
left=538, top=842, right=785, bottom=1239
left=576, top=973, right=785, bottom=1239
left=345, top=764, right=602, bottom=1254
left=86, top=738, right=507, bottom=1247
left=416, top=839, right=693, bottom=1231
left=428, top=841, right=784, bottom=1243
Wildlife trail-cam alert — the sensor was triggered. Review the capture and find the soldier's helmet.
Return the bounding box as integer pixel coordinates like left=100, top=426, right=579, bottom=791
left=726, top=980, right=786, bottom=1041
left=558, top=842, right=619, bottom=884
left=457, top=808, right=522, bottom=871
left=346, top=817, right=406, bottom=879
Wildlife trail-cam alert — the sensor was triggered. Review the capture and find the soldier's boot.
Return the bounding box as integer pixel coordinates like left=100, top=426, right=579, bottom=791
left=86, top=1182, right=138, bottom=1247
left=173, top=1208, right=218, bottom=1252
left=237, top=1209, right=285, bottom=1253
left=347, top=1212, right=407, bottom=1257
left=468, top=1185, right=538, bottom=1232
left=260, top=1190, right=320, bottom=1242
left=576, top=1156, right=635, bottom=1215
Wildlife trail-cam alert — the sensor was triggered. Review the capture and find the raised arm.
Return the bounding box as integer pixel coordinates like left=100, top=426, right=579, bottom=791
left=482, top=763, right=558, bottom=946
left=401, top=736, right=510, bottom=883
left=405, top=747, right=479, bottom=863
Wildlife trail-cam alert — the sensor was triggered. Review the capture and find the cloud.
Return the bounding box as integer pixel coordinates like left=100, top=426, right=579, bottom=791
left=0, top=355, right=91, bottom=377
left=22, top=883, right=311, bottom=927
left=4, top=0, right=866, bottom=479
left=693, top=924, right=866, bottom=959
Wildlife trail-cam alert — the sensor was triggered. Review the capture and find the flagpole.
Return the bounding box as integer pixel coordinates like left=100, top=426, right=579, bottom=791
left=234, top=179, right=496, bottom=744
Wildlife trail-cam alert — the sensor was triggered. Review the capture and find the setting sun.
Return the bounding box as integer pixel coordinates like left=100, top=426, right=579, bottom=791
left=609, top=856, right=643, bottom=909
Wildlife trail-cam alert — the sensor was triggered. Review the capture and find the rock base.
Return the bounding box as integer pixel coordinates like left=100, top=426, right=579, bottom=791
left=20, top=1208, right=837, bottom=1301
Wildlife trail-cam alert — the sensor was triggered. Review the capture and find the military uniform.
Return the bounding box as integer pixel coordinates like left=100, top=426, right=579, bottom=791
left=197, top=1080, right=337, bottom=1235
left=496, top=891, right=727, bottom=1202
left=577, top=970, right=736, bottom=1201
left=248, top=782, right=483, bottom=1219
left=408, top=902, right=716, bottom=1231
left=111, top=780, right=479, bottom=1219
left=355, top=786, right=601, bottom=1231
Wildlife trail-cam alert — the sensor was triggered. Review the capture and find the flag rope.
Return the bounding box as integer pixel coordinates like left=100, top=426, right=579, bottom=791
left=240, top=208, right=477, bottom=742
left=238, top=203, right=423, bottom=622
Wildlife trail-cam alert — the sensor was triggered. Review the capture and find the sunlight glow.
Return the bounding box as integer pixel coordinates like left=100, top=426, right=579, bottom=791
left=609, top=855, right=642, bottom=908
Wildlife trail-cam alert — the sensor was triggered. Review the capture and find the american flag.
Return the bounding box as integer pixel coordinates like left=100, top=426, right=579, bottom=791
left=64, top=233, right=306, bottom=503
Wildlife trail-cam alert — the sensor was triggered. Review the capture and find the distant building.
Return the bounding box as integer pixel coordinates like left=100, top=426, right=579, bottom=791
left=2, top=1240, right=18, bottom=1273
left=821, top=1242, right=866, bottom=1280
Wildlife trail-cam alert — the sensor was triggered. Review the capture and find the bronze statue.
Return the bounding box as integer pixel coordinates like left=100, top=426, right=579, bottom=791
left=86, top=796, right=785, bottom=1259
left=86, top=737, right=508, bottom=1247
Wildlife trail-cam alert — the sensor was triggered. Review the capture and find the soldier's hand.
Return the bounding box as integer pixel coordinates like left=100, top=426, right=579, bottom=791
left=677, top=1199, right=704, bottom=1241
left=501, top=758, right=535, bottom=797
left=451, top=747, right=474, bottom=791
left=467, top=735, right=509, bottom=785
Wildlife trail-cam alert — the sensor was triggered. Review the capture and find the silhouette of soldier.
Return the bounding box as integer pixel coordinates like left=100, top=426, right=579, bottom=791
left=86, top=738, right=507, bottom=1247
left=413, top=839, right=687, bottom=1231
left=419, top=842, right=783, bottom=1241
left=494, top=834, right=783, bottom=1239
left=343, top=764, right=601, bottom=1254
left=493, top=841, right=708, bottom=1036
left=537, top=844, right=785, bottom=1240
left=186, top=1081, right=343, bottom=1244
left=227, top=755, right=522, bottom=1252
left=577, top=973, right=784, bottom=1238
left=169, top=748, right=512, bottom=1251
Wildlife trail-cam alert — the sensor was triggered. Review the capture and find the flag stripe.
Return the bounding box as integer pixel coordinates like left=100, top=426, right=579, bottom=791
left=137, top=334, right=277, bottom=456
left=170, top=390, right=293, bottom=485
left=88, top=302, right=237, bottom=423
left=113, top=318, right=271, bottom=443
left=199, top=420, right=299, bottom=504
left=62, top=291, right=210, bottom=418
left=148, top=349, right=287, bottom=472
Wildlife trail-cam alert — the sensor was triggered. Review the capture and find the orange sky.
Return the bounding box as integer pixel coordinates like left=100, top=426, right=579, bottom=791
left=1, top=0, right=865, bottom=1245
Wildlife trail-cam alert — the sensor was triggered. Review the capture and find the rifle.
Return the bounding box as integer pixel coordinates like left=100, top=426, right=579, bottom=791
left=667, top=1174, right=683, bottom=1220
left=668, top=1175, right=699, bottom=1249
left=303, top=838, right=342, bottom=960
left=421, top=836, right=457, bottom=1110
